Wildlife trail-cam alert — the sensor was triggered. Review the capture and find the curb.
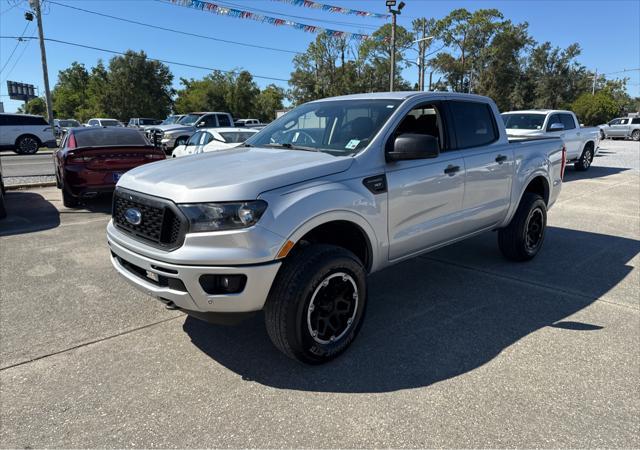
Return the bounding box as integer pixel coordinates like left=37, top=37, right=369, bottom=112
left=5, top=181, right=57, bottom=190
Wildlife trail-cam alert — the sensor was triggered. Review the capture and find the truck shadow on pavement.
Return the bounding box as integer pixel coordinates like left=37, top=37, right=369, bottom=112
left=563, top=165, right=629, bottom=182
left=0, top=191, right=112, bottom=237
left=183, top=226, right=639, bottom=393
left=0, top=192, right=60, bottom=236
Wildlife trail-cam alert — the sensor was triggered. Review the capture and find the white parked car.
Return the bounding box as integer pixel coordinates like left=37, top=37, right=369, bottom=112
left=235, top=118, right=265, bottom=128
left=0, top=113, right=57, bottom=154
left=171, top=127, right=259, bottom=158
left=86, top=118, right=123, bottom=128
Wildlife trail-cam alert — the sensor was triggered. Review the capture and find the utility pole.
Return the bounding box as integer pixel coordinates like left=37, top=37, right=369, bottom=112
left=29, top=0, right=54, bottom=127
left=592, top=68, right=597, bottom=95
left=386, top=1, right=405, bottom=92
left=418, top=20, right=426, bottom=91
left=428, top=71, right=433, bottom=91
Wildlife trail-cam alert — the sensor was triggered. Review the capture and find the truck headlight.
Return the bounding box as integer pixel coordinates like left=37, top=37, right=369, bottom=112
left=179, top=201, right=267, bottom=232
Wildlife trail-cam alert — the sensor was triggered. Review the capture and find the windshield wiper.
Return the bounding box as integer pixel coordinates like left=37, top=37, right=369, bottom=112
left=264, top=143, right=320, bottom=152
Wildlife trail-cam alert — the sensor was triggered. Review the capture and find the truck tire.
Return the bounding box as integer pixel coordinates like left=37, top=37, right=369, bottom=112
left=264, top=244, right=367, bottom=364
left=574, top=144, right=594, bottom=171
left=632, top=130, right=640, bottom=141
left=15, top=135, right=41, bottom=155
left=498, top=193, right=547, bottom=262
left=62, top=188, right=80, bottom=208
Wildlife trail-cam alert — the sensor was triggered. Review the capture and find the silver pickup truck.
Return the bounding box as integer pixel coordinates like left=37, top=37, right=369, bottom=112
left=107, top=92, right=565, bottom=364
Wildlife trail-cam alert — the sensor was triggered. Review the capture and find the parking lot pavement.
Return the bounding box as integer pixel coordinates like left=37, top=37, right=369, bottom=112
left=1, top=142, right=639, bottom=448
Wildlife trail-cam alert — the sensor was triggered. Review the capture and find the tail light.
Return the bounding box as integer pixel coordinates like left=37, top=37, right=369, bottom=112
left=144, top=153, right=165, bottom=160
left=67, top=133, right=77, bottom=149
left=560, top=145, right=567, bottom=180
left=66, top=153, right=93, bottom=164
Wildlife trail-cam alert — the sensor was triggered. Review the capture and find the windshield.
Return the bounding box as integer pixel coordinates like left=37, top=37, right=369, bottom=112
left=219, top=131, right=258, bottom=143
left=161, top=116, right=180, bottom=125
left=246, top=99, right=401, bottom=156
left=178, top=114, right=202, bottom=125
left=101, top=119, right=121, bottom=127
left=501, top=113, right=546, bottom=130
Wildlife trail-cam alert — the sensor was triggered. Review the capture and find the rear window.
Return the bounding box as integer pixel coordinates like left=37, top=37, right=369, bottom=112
left=217, top=114, right=232, bottom=127
left=449, top=101, right=498, bottom=149
left=219, top=131, right=257, bottom=143
left=501, top=113, right=545, bottom=130
left=74, top=129, right=149, bottom=147
left=100, top=120, right=121, bottom=127
left=560, top=114, right=576, bottom=130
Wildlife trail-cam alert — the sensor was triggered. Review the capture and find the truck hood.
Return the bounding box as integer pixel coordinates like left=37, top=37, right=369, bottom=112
left=117, top=147, right=353, bottom=203
left=147, top=124, right=194, bottom=133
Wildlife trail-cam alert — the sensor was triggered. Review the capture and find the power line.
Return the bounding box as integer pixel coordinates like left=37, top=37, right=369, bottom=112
left=0, top=22, right=30, bottom=74
left=47, top=0, right=304, bottom=55
left=601, top=68, right=640, bottom=76
left=2, top=33, right=34, bottom=81
left=0, top=35, right=290, bottom=82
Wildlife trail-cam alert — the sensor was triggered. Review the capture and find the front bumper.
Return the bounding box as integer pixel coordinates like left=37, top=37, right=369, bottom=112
left=108, top=233, right=282, bottom=314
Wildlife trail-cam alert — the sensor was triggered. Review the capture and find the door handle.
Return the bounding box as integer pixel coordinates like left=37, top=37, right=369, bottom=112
left=444, top=164, right=460, bottom=176
left=495, top=154, right=507, bottom=164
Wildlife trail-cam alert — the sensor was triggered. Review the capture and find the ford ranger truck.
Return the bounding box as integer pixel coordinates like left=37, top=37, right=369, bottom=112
left=502, top=109, right=599, bottom=171
left=107, top=92, right=566, bottom=364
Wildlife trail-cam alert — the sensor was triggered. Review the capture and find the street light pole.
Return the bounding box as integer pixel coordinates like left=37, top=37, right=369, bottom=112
left=386, top=1, right=405, bottom=92
left=29, top=0, right=54, bottom=127
left=412, top=34, right=434, bottom=91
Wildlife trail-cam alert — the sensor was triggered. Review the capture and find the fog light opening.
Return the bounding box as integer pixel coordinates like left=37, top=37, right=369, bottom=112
left=199, top=274, right=247, bottom=295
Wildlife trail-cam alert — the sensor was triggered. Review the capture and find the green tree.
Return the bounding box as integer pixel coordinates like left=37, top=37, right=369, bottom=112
left=17, top=97, right=47, bottom=117
left=572, top=91, right=621, bottom=126
left=358, top=23, right=413, bottom=92
left=474, top=22, right=533, bottom=110
left=174, top=71, right=232, bottom=114
left=100, top=50, right=173, bottom=121
left=431, top=8, right=507, bottom=92
left=52, top=62, right=90, bottom=119
left=226, top=71, right=259, bottom=118
left=254, top=84, right=285, bottom=122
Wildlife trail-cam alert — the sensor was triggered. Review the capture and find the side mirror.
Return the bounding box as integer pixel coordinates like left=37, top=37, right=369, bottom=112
left=387, top=133, right=440, bottom=161
left=549, top=122, right=564, bottom=132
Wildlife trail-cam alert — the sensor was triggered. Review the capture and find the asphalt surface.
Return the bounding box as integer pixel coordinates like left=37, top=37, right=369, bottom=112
left=0, top=152, right=55, bottom=178
left=0, top=140, right=638, bottom=448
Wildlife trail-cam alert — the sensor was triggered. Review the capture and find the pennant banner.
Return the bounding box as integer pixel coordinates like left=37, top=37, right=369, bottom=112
left=166, top=0, right=372, bottom=40
left=274, top=0, right=389, bottom=19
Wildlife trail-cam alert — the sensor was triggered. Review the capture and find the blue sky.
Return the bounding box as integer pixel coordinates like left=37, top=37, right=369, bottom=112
left=1, top=0, right=639, bottom=114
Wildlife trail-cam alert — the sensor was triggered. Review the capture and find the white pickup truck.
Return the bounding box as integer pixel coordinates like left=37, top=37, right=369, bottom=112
left=108, top=92, right=566, bottom=364
left=502, top=110, right=600, bottom=171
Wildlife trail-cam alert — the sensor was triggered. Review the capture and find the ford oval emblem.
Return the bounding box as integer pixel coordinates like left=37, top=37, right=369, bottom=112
left=124, top=208, right=142, bottom=226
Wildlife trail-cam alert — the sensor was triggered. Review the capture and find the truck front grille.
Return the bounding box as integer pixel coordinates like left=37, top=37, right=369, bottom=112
left=112, top=188, right=187, bottom=250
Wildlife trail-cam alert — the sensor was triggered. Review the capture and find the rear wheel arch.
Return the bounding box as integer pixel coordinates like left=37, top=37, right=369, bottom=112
left=523, top=175, right=550, bottom=206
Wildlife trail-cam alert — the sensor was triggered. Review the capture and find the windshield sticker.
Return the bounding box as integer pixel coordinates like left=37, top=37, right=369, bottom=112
left=345, top=139, right=360, bottom=150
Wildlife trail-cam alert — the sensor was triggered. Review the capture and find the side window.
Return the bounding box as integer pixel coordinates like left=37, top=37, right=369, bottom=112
left=199, top=115, right=217, bottom=128
left=547, top=114, right=562, bottom=130
left=632, top=118, right=640, bottom=125
left=0, top=115, right=9, bottom=126
left=620, top=119, right=629, bottom=125
left=88, top=120, right=97, bottom=126
left=216, top=114, right=231, bottom=127
left=609, top=119, right=620, bottom=125
left=560, top=114, right=576, bottom=130
left=187, top=131, right=202, bottom=146
left=394, top=103, right=443, bottom=145
left=201, top=132, right=213, bottom=145
left=448, top=101, right=498, bottom=149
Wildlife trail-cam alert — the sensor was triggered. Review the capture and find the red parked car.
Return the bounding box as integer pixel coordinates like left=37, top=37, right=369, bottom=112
left=54, top=127, right=165, bottom=208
